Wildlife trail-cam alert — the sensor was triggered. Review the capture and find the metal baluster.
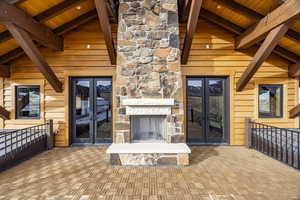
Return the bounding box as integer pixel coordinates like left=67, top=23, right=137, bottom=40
left=259, top=124, right=262, bottom=152
left=4, top=133, right=7, bottom=157
left=275, top=127, right=278, bottom=160
left=267, top=125, right=270, bottom=155
left=291, top=131, right=294, bottom=168
left=286, top=130, right=288, bottom=164
left=271, top=126, right=273, bottom=157
left=297, top=133, right=300, bottom=169
left=280, top=129, right=283, bottom=161
left=256, top=123, right=259, bottom=150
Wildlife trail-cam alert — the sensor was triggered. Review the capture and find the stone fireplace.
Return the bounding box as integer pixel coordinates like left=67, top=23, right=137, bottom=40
left=106, top=0, right=191, bottom=166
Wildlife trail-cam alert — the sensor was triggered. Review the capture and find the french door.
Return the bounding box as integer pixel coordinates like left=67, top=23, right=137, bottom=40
left=70, top=77, right=112, bottom=144
left=187, top=77, right=229, bottom=144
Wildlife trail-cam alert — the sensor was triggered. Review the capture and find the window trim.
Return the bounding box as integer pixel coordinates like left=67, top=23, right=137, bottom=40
left=258, top=84, right=283, bottom=119
left=11, top=79, right=45, bottom=123
left=15, top=85, right=41, bottom=120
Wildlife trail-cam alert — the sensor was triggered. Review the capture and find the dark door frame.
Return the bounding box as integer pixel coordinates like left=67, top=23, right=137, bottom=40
left=186, top=76, right=230, bottom=145
left=69, top=76, right=112, bottom=145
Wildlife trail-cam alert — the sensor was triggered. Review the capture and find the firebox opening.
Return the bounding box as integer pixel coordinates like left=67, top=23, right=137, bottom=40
left=131, top=116, right=166, bottom=143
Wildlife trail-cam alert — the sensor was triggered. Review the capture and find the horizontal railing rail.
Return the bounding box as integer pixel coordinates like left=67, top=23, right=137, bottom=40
left=245, top=118, right=300, bottom=170
left=0, top=120, right=54, bottom=170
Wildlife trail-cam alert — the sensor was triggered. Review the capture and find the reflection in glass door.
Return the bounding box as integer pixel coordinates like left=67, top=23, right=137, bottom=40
left=187, top=77, right=229, bottom=144
left=71, top=77, right=112, bottom=144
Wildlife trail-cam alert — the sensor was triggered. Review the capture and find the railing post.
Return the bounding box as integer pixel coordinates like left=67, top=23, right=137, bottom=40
left=47, top=120, right=54, bottom=150
left=245, top=118, right=252, bottom=148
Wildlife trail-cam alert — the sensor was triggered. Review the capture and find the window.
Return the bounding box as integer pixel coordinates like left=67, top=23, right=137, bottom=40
left=16, top=86, right=40, bottom=119
left=258, top=84, right=283, bottom=118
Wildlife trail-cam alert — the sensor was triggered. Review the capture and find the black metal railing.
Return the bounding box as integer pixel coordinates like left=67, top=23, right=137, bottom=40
left=0, top=120, right=54, bottom=170
left=245, top=118, right=300, bottom=170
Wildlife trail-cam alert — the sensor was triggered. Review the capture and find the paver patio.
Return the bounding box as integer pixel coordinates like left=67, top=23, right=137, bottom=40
left=0, top=146, right=299, bottom=200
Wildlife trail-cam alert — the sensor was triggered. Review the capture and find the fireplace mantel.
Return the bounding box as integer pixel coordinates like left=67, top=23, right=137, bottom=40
left=122, top=98, right=174, bottom=115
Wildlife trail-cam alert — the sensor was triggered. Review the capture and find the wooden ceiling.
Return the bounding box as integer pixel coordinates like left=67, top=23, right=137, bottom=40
left=0, top=0, right=300, bottom=64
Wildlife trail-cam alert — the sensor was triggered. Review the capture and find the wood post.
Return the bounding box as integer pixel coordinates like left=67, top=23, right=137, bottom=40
left=245, top=118, right=252, bottom=148
left=47, top=120, right=54, bottom=149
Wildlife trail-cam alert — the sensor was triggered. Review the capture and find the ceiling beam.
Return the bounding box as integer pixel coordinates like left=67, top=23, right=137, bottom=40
left=288, top=63, right=300, bottom=77
left=0, top=1, right=63, bottom=51
left=214, top=0, right=300, bottom=45
left=289, top=104, right=300, bottom=118
left=181, top=0, right=203, bottom=64
left=236, top=0, right=300, bottom=49
left=200, top=9, right=300, bottom=64
left=178, top=0, right=191, bottom=23
left=0, top=65, right=10, bottom=77
left=4, top=0, right=26, bottom=4
left=236, top=23, right=291, bottom=91
left=0, top=0, right=86, bottom=43
left=94, top=0, right=116, bottom=65
left=0, top=106, right=10, bottom=120
left=0, top=10, right=98, bottom=65
left=6, top=23, right=62, bottom=92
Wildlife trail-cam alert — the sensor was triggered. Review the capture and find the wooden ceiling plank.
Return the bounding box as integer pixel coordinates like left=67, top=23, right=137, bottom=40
left=288, top=63, right=300, bottom=77
left=0, top=106, right=10, bottom=120
left=200, top=9, right=300, bottom=64
left=0, top=64, right=10, bottom=77
left=0, top=0, right=86, bottom=43
left=54, top=9, right=98, bottom=35
left=0, top=1, right=63, bottom=51
left=215, top=0, right=300, bottom=45
left=181, top=0, right=203, bottom=64
left=94, top=0, right=116, bottom=65
left=236, top=22, right=291, bottom=92
left=0, top=10, right=98, bottom=64
left=289, top=104, right=300, bottom=118
left=6, top=23, right=62, bottom=92
left=236, top=0, right=300, bottom=49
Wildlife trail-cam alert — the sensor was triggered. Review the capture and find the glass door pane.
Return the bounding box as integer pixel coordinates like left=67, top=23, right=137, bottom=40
left=187, top=78, right=205, bottom=143
left=72, top=79, right=92, bottom=143
left=94, top=79, right=112, bottom=143
left=206, top=78, right=226, bottom=142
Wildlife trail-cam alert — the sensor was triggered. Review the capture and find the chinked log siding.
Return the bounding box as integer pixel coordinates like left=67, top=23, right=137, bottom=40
left=0, top=19, right=298, bottom=146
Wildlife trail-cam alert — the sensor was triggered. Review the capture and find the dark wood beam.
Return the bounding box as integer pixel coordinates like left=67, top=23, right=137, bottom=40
left=0, top=106, right=10, bottom=120
left=289, top=104, right=300, bottom=118
left=236, top=23, right=291, bottom=91
left=181, top=0, right=203, bottom=64
left=94, top=0, right=116, bottom=65
left=236, top=0, right=300, bottom=49
left=178, top=0, right=191, bottom=23
left=0, top=65, right=10, bottom=77
left=214, top=0, right=300, bottom=45
left=288, top=63, right=300, bottom=77
left=4, top=0, right=26, bottom=4
left=200, top=9, right=300, bottom=64
left=0, top=1, right=63, bottom=51
left=6, top=23, right=62, bottom=92
left=0, top=10, right=98, bottom=64
left=0, top=0, right=86, bottom=43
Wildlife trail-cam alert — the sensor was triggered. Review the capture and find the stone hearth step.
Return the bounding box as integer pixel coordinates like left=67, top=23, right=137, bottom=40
left=106, top=143, right=191, bottom=166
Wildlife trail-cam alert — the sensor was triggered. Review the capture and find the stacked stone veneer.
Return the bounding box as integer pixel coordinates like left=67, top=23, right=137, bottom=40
left=115, top=0, right=184, bottom=144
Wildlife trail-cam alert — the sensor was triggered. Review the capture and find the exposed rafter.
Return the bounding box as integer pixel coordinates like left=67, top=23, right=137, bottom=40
left=4, top=0, right=26, bottom=4
left=0, top=0, right=86, bottom=43
left=0, top=1, right=63, bottom=51
left=0, top=106, right=10, bottom=120
left=200, top=9, right=300, bottom=64
left=181, top=0, right=203, bottom=64
left=6, top=23, right=62, bottom=92
left=288, top=63, right=300, bottom=77
left=214, top=0, right=300, bottom=44
left=94, top=0, right=117, bottom=65
left=0, top=65, right=10, bottom=77
left=236, top=22, right=291, bottom=91
left=0, top=10, right=98, bottom=65
left=289, top=104, right=300, bottom=118
left=236, top=0, right=300, bottom=49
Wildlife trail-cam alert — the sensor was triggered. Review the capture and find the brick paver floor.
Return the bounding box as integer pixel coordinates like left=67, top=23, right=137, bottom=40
left=0, top=146, right=299, bottom=200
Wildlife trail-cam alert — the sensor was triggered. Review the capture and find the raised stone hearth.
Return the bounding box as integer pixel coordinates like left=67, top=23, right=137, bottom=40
left=107, top=0, right=190, bottom=166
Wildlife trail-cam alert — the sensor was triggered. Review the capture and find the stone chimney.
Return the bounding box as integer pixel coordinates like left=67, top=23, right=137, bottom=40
left=115, top=0, right=184, bottom=144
